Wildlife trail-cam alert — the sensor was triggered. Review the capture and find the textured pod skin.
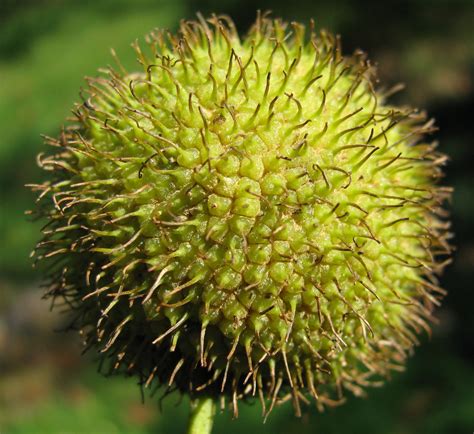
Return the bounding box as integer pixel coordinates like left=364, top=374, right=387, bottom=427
left=31, top=14, right=451, bottom=417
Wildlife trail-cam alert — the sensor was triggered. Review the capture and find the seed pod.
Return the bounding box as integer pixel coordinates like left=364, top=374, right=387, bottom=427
left=30, top=13, right=452, bottom=418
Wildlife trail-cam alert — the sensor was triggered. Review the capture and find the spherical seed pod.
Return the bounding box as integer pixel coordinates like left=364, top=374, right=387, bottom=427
left=30, top=13, right=452, bottom=424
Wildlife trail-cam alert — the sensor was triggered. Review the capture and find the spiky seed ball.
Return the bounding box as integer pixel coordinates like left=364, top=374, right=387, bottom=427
left=31, top=14, right=451, bottom=417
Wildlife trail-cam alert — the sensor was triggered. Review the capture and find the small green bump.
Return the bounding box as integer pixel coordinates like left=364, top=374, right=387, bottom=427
left=215, top=266, right=242, bottom=290
left=205, top=244, right=226, bottom=270
left=253, top=295, right=274, bottom=314
left=144, top=238, right=168, bottom=256
left=188, top=259, right=210, bottom=280
left=228, top=215, right=254, bottom=236
left=287, top=274, right=304, bottom=293
left=224, top=248, right=246, bottom=272
left=243, top=264, right=267, bottom=284
left=259, top=209, right=280, bottom=228
left=214, top=175, right=236, bottom=198
left=216, top=154, right=241, bottom=176
left=238, top=290, right=256, bottom=309
left=289, top=234, right=307, bottom=253
left=286, top=168, right=308, bottom=190
left=193, top=165, right=216, bottom=189
left=202, top=284, right=220, bottom=304
left=242, top=136, right=266, bottom=155
left=240, top=156, right=265, bottom=180
left=232, top=197, right=261, bottom=217
left=177, top=128, right=200, bottom=149
left=208, top=194, right=232, bottom=217
left=187, top=185, right=206, bottom=205
left=269, top=261, right=293, bottom=283
left=274, top=221, right=298, bottom=241
left=273, top=240, right=292, bottom=257
left=206, top=217, right=229, bottom=242
left=171, top=168, right=193, bottom=187
left=261, top=173, right=287, bottom=195
left=260, top=279, right=280, bottom=296
left=248, top=243, right=272, bottom=264
left=223, top=298, right=248, bottom=321
left=248, top=311, right=268, bottom=334
left=248, top=222, right=273, bottom=242
left=219, top=317, right=242, bottom=335
left=296, top=184, right=315, bottom=204
left=177, top=147, right=201, bottom=168
left=262, top=154, right=284, bottom=173
left=235, top=177, right=261, bottom=198
left=219, top=317, right=243, bottom=343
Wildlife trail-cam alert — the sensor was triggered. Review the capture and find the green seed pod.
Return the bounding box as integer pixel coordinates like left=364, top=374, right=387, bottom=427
left=30, top=13, right=451, bottom=418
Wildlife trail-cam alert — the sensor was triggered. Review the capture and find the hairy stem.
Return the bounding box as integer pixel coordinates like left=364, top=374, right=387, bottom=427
left=187, top=396, right=215, bottom=434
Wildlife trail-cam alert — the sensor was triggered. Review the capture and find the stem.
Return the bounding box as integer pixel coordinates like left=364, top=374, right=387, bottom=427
left=187, top=396, right=215, bottom=434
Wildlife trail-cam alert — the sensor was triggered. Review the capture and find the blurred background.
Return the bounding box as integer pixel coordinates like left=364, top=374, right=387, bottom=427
left=0, top=0, right=473, bottom=433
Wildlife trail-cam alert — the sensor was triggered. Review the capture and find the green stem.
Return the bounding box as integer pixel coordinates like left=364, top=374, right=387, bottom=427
left=187, top=396, right=215, bottom=434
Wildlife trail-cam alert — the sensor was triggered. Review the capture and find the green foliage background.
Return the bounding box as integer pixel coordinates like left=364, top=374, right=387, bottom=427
left=1, top=0, right=473, bottom=433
